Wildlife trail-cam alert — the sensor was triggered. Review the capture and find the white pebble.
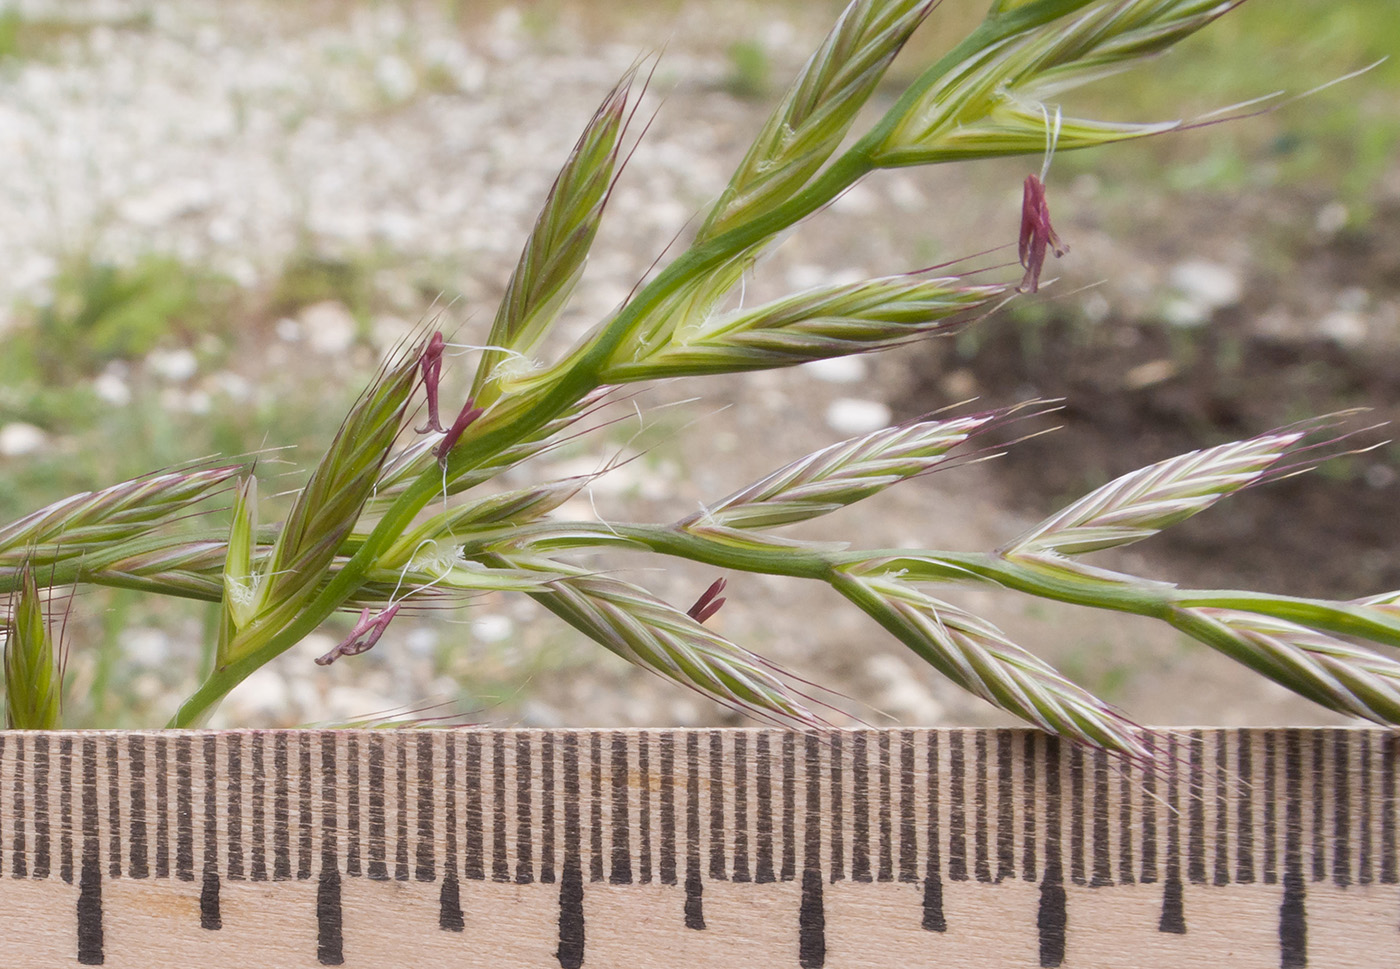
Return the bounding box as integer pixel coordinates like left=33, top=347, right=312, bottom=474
left=1122, top=358, right=1179, bottom=390
left=825, top=397, right=891, bottom=435
left=275, top=318, right=302, bottom=343
left=472, top=614, right=515, bottom=644
left=831, top=182, right=877, bottom=216
left=1159, top=296, right=1209, bottom=329
left=159, top=387, right=211, bottom=416
left=519, top=699, right=565, bottom=728
left=0, top=422, right=48, bottom=457
left=300, top=300, right=358, bottom=355
left=1081, top=291, right=1110, bottom=325
left=145, top=347, right=198, bottom=382
left=93, top=371, right=131, bottom=406
left=371, top=314, right=414, bottom=353
left=1336, top=286, right=1369, bottom=313
left=374, top=55, right=417, bottom=103
left=297, top=633, right=339, bottom=664
left=121, top=627, right=173, bottom=667
left=865, top=653, right=944, bottom=724
left=404, top=625, right=439, bottom=657
left=1314, top=202, right=1348, bottom=236
left=206, top=370, right=252, bottom=402
left=785, top=263, right=827, bottom=290
left=324, top=686, right=398, bottom=722
left=784, top=263, right=868, bottom=292
left=1365, top=464, right=1396, bottom=489
left=1168, top=260, right=1242, bottom=313
left=1318, top=310, right=1366, bottom=347
left=885, top=175, right=925, bottom=211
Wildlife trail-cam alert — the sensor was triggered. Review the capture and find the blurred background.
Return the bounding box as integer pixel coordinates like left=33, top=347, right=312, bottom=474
left=0, top=0, right=1395, bottom=729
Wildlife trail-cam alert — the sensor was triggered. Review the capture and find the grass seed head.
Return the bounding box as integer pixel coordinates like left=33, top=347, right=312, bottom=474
left=221, top=474, right=260, bottom=632
left=873, top=0, right=1235, bottom=167
left=537, top=570, right=821, bottom=727
left=699, top=0, right=937, bottom=241
left=606, top=275, right=1001, bottom=383
left=680, top=413, right=993, bottom=532
left=4, top=567, right=63, bottom=730
left=0, top=465, right=245, bottom=585
left=1004, top=429, right=1306, bottom=557
left=471, top=69, right=639, bottom=406
left=222, top=342, right=419, bottom=664
left=837, top=570, right=1148, bottom=756
left=1179, top=607, right=1400, bottom=726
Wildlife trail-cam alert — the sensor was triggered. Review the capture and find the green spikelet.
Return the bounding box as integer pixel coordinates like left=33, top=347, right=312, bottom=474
left=4, top=566, right=62, bottom=730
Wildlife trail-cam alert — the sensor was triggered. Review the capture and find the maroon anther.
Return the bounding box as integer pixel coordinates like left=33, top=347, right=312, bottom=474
left=1017, top=174, right=1067, bottom=294
left=314, top=603, right=402, bottom=666
left=417, top=331, right=447, bottom=433
left=433, top=398, right=484, bottom=469
left=686, top=577, right=727, bottom=624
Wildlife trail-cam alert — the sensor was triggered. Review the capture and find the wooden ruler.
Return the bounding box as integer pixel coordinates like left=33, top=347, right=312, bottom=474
left=0, top=728, right=1393, bottom=968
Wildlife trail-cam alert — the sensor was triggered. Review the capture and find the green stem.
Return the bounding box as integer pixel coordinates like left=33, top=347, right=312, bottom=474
left=524, top=523, right=843, bottom=579
left=1170, top=589, right=1400, bottom=651
left=917, top=554, right=1400, bottom=649
left=512, top=522, right=1400, bottom=651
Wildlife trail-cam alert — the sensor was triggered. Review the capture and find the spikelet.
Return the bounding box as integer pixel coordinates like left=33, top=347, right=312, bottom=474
left=0, top=465, right=243, bottom=590
left=534, top=570, right=821, bottom=727
left=4, top=567, right=63, bottom=730
left=874, top=0, right=1234, bottom=167
left=218, top=341, right=419, bottom=665
left=607, top=275, right=1001, bottom=382
left=699, top=0, right=937, bottom=241
left=836, top=569, right=1147, bottom=755
left=471, top=70, right=640, bottom=406
left=1173, top=607, right=1400, bottom=726
left=1004, top=429, right=1306, bottom=557
left=679, top=413, right=994, bottom=531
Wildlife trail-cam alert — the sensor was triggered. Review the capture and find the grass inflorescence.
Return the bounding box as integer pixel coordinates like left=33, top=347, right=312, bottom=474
left=0, top=0, right=1394, bottom=758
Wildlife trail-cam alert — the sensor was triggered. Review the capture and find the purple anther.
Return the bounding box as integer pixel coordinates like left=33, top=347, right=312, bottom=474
left=417, top=331, right=447, bottom=433
left=1017, top=174, right=1067, bottom=294
left=432, top=398, right=485, bottom=470
left=314, top=603, right=402, bottom=666
left=686, top=577, right=727, bottom=624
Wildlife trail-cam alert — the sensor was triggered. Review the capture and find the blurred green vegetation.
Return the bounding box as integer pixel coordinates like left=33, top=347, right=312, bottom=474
left=0, top=6, right=152, bottom=61
left=269, top=251, right=376, bottom=322
left=0, top=248, right=379, bottom=526
left=723, top=38, right=773, bottom=99
left=885, top=0, right=1397, bottom=213
left=1051, top=0, right=1399, bottom=213
left=5, top=255, right=234, bottom=383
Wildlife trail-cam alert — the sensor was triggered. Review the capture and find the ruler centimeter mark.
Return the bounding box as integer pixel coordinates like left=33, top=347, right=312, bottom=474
left=0, top=728, right=1393, bottom=968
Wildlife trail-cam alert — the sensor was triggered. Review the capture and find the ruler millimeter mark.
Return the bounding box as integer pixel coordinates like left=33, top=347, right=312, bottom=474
left=0, top=728, right=1394, bottom=968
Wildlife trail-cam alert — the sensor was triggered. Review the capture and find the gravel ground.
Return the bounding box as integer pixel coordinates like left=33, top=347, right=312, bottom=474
left=1, top=0, right=1392, bottom=731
